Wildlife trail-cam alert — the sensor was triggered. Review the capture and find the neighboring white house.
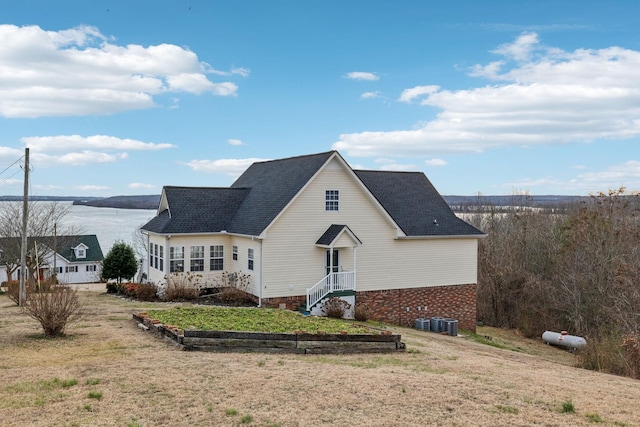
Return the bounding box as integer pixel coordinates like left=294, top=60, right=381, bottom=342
left=141, top=151, right=485, bottom=330
left=0, top=235, right=104, bottom=285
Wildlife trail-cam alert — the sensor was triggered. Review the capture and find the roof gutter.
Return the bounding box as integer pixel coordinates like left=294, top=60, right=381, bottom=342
left=396, top=233, right=488, bottom=240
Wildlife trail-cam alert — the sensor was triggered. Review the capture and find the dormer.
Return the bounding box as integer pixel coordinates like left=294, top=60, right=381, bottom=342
left=73, top=243, right=89, bottom=259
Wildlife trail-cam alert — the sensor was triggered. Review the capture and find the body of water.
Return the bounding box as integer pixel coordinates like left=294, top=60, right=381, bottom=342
left=59, top=203, right=155, bottom=254
left=11, top=202, right=156, bottom=255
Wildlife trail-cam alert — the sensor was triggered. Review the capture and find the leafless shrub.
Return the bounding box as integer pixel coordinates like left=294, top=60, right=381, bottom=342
left=21, top=285, right=85, bottom=337
left=321, top=297, right=351, bottom=319
left=354, top=303, right=371, bottom=322
left=162, top=272, right=201, bottom=301
left=215, top=271, right=253, bottom=305
left=5, top=281, right=20, bottom=305
left=620, top=333, right=640, bottom=380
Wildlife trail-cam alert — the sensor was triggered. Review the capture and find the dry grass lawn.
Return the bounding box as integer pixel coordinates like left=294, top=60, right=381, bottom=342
left=1, top=290, right=639, bottom=427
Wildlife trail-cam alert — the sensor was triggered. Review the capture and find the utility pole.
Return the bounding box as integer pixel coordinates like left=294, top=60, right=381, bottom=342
left=19, top=147, right=29, bottom=306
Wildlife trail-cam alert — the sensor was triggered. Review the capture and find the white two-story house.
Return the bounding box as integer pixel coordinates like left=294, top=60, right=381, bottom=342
left=141, top=151, right=485, bottom=330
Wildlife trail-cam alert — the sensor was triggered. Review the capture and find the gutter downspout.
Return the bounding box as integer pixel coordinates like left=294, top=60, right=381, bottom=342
left=258, top=238, right=263, bottom=307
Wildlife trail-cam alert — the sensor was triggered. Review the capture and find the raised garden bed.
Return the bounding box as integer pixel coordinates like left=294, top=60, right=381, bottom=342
left=132, top=311, right=405, bottom=354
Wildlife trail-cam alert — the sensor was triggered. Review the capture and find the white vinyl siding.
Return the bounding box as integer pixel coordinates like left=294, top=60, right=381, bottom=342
left=144, top=234, right=259, bottom=297
left=260, top=156, right=478, bottom=298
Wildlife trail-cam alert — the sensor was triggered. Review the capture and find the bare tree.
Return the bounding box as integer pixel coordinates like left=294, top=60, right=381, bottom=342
left=0, top=201, right=82, bottom=286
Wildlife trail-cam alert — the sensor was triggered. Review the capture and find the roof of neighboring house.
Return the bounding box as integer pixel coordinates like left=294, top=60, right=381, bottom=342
left=0, top=235, right=104, bottom=263
left=141, top=150, right=484, bottom=238
left=55, top=235, right=104, bottom=262
left=354, top=170, right=485, bottom=237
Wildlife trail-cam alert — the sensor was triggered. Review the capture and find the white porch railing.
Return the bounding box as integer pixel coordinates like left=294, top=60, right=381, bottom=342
left=306, top=271, right=355, bottom=311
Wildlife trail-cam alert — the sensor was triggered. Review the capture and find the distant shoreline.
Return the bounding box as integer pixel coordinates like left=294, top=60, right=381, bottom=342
left=0, top=195, right=159, bottom=210
left=0, top=194, right=591, bottom=211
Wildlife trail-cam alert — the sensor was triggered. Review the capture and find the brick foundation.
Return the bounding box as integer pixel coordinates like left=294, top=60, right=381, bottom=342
left=259, top=284, right=476, bottom=332
left=356, top=284, right=476, bottom=332
left=259, top=295, right=307, bottom=311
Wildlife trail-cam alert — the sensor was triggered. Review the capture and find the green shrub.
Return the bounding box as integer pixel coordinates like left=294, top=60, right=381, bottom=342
left=106, top=282, right=124, bottom=294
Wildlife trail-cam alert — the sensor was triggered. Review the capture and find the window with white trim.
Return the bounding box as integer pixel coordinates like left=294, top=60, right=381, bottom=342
left=170, top=246, right=184, bottom=273
left=159, top=245, right=164, bottom=271
left=248, top=248, right=254, bottom=271
left=86, top=265, right=97, bottom=272
left=65, top=266, right=78, bottom=273
left=210, top=245, right=224, bottom=271
left=232, top=245, right=238, bottom=261
left=150, top=243, right=158, bottom=269
left=325, top=190, right=339, bottom=211
left=76, top=247, right=86, bottom=258
left=190, top=246, right=205, bottom=272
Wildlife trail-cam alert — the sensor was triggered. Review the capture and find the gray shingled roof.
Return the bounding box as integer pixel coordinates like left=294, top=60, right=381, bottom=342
left=354, top=170, right=484, bottom=237
left=227, top=151, right=335, bottom=235
left=142, top=187, right=250, bottom=234
left=141, top=151, right=484, bottom=238
left=316, top=224, right=362, bottom=246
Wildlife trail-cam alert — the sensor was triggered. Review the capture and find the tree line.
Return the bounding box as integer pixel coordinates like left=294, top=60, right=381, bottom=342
left=466, top=188, right=640, bottom=378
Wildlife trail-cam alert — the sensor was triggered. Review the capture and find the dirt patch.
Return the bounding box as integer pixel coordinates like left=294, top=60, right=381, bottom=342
left=1, top=292, right=639, bottom=426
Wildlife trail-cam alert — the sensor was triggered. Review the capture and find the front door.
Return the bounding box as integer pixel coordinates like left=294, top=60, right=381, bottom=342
left=325, top=249, right=340, bottom=275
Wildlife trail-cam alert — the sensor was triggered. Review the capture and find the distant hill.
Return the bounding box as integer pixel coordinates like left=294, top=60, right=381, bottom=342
left=72, top=195, right=160, bottom=210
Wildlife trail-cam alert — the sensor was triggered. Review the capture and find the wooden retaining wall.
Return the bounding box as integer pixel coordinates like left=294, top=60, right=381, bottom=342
left=132, top=312, right=405, bottom=354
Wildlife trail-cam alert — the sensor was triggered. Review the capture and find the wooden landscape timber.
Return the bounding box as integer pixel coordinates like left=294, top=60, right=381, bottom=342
left=132, top=311, right=406, bottom=354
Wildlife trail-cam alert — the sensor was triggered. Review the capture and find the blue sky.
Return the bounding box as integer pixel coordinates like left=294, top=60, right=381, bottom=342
left=1, top=1, right=639, bottom=197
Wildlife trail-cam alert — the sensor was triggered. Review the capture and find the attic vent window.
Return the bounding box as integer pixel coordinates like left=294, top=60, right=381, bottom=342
left=76, top=247, right=86, bottom=258
left=325, top=190, right=339, bottom=211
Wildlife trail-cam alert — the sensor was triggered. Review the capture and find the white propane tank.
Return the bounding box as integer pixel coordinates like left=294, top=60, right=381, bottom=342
left=542, top=330, right=587, bottom=350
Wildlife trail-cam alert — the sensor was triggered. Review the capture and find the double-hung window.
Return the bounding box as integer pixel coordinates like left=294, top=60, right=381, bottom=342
left=190, top=246, right=205, bottom=272
left=232, top=245, right=238, bottom=261
left=170, top=246, right=184, bottom=273
left=248, top=248, right=254, bottom=271
left=325, top=190, right=339, bottom=211
left=210, top=245, right=224, bottom=271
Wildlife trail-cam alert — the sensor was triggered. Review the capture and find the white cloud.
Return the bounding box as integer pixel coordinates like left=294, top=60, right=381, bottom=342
left=228, top=138, right=243, bottom=146
left=344, top=71, right=379, bottom=81
left=507, top=161, right=640, bottom=194
left=425, top=158, right=447, bottom=167
left=374, top=158, right=416, bottom=171
left=76, top=185, right=109, bottom=191
left=398, top=85, right=440, bottom=103
left=17, top=134, right=173, bottom=167
left=361, top=91, right=383, bottom=99
left=21, top=134, right=175, bottom=152
left=184, top=157, right=270, bottom=176
left=334, top=33, right=640, bottom=158
left=129, top=182, right=156, bottom=189
left=0, top=24, right=243, bottom=118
